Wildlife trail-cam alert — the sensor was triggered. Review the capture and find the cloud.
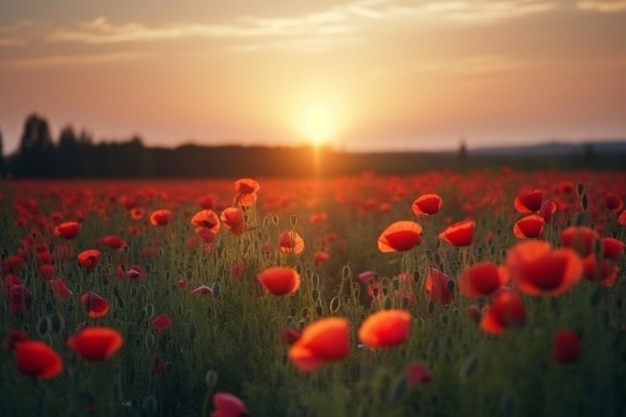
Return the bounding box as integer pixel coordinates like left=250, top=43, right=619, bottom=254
left=0, top=37, right=27, bottom=47
left=412, top=0, right=558, bottom=22
left=0, top=0, right=560, bottom=56
left=0, top=51, right=147, bottom=68
left=578, top=1, right=626, bottom=12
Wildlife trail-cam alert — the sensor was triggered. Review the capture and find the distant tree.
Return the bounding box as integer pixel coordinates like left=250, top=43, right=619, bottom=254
left=19, top=113, right=53, bottom=153
left=15, top=113, right=55, bottom=177
left=0, top=128, right=5, bottom=175
left=583, top=143, right=597, bottom=162
left=458, top=138, right=468, bottom=161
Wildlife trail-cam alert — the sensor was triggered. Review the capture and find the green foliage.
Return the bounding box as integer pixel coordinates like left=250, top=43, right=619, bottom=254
left=0, top=172, right=625, bottom=417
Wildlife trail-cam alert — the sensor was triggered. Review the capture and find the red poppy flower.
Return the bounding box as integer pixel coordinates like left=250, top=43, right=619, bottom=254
left=439, top=220, right=475, bottom=247
left=377, top=221, right=422, bottom=253
left=514, top=189, right=543, bottom=213
left=513, top=214, right=545, bottom=239
left=406, top=362, right=432, bottom=387
left=278, top=231, right=305, bottom=255
left=220, top=207, right=246, bottom=235
left=288, top=317, right=350, bottom=372
left=54, top=221, right=81, bottom=240
left=77, top=249, right=101, bottom=270
left=234, top=178, right=260, bottom=207
left=605, top=193, right=623, bottom=212
left=560, top=226, right=600, bottom=257
left=38, top=263, right=56, bottom=278
left=314, top=250, right=330, bottom=264
left=539, top=200, right=557, bottom=223
left=191, top=210, right=221, bottom=233
left=67, top=326, right=123, bottom=361
left=7, top=284, right=33, bottom=317
left=601, top=237, right=624, bottom=260
left=80, top=292, right=110, bottom=318
left=279, top=327, right=303, bottom=345
left=552, top=329, right=581, bottom=364
left=190, top=285, right=213, bottom=296
left=411, top=193, right=443, bottom=215
left=619, top=210, right=626, bottom=226
left=480, top=289, right=526, bottom=334
left=459, top=262, right=508, bottom=297
left=506, top=240, right=583, bottom=296
left=358, top=309, right=412, bottom=348
left=50, top=278, right=73, bottom=299
left=14, top=341, right=63, bottom=379
left=152, top=313, right=172, bottom=331
left=103, top=235, right=126, bottom=251
left=425, top=268, right=453, bottom=305
left=197, top=194, right=215, bottom=209
left=2, top=328, right=29, bottom=350
left=210, top=392, right=249, bottom=417
left=116, top=264, right=147, bottom=280
left=582, top=255, right=618, bottom=287
left=257, top=266, right=301, bottom=295
left=149, top=209, right=173, bottom=226
left=130, top=208, right=145, bottom=220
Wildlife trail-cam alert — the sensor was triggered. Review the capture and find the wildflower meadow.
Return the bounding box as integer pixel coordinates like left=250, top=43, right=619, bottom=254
left=1, top=169, right=625, bottom=417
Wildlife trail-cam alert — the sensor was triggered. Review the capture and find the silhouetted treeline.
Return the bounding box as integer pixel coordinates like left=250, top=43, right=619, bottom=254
left=2, top=113, right=626, bottom=179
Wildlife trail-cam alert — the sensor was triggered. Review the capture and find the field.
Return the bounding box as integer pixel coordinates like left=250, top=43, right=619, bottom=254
left=1, top=169, right=626, bottom=417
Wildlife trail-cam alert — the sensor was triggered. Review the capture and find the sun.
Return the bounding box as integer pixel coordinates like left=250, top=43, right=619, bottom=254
left=304, top=103, right=337, bottom=145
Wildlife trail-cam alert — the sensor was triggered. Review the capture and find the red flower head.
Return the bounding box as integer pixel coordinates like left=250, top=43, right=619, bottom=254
left=582, top=255, right=618, bottom=287
left=513, top=215, right=545, bottom=239
left=514, top=189, right=543, bottom=213
left=77, top=249, right=101, bottom=270
left=278, top=230, right=305, bottom=255
left=234, top=178, right=260, bottom=207
left=54, top=221, right=81, bottom=240
left=425, top=268, right=453, bottom=305
left=560, top=226, right=600, bottom=257
left=601, top=237, right=624, bottom=260
left=152, top=313, right=172, bottom=331
left=7, top=283, right=33, bottom=316
left=149, top=209, right=173, bottom=226
left=191, top=210, right=221, bottom=233
left=480, top=289, right=526, bottom=334
left=220, top=207, right=246, bottom=235
left=210, top=392, right=249, bottom=417
left=605, top=193, right=623, bottom=212
left=257, top=267, right=301, bottom=296
left=288, top=317, right=350, bottom=372
left=67, top=326, right=123, bottom=361
left=103, top=235, right=126, bottom=251
left=80, top=291, right=110, bottom=318
left=411, top=193, right=443, bottom=215
left=14, top=341, right=63, bottom=379
left=439, top=220, right=475, bottom=247
left=506, top=240, right=583, bottom=296
left=552, top=329, right=581, bottom=364
left=50, top=278, right=73, bottom=300
left=459, top=262, right=508, bottom=297
left=358, top=309, right=412, bottom=348
left=406, top=362, right=432, bottom=387
left=377, top=221, right=422, bottom=253
left=314, top=250, right=330, bottom=265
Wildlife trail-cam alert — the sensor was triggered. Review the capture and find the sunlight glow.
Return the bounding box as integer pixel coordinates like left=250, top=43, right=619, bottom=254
left=304, top=103, right=337, bottom=145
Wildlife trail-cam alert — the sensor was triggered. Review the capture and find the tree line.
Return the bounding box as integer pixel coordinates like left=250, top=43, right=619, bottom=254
left=0, top=113, right=623, bottom=179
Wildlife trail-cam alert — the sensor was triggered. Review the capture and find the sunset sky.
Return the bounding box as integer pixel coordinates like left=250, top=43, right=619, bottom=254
left=1, top=0, right=625, bottom=154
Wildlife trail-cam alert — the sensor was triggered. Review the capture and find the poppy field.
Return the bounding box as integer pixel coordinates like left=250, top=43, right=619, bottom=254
left=1, top=169, right=626, bottom=417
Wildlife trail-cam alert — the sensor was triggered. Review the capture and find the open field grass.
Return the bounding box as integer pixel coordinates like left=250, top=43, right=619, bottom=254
left=1, top=169, right=625, bottom=417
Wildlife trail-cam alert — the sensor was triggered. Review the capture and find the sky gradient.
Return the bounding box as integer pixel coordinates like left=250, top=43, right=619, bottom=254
left=1, top=0, right=625, bottom=154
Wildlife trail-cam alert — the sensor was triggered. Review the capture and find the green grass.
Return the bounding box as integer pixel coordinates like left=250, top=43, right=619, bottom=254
left=1, top=172, right=625, bottom=417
